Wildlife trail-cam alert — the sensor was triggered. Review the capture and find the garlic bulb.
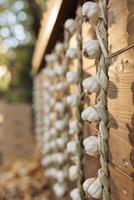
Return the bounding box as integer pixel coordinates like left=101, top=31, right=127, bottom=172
left=56, top=153, right=66, bottom=164
left=82, top=2, right=99, bottom=25
left=55, top=42, right=64, bottom=54
left=56, top=138, right=66, bottom=149
left=64, top=18, right=77, bottom=34
left=53, top=183, right=66, bottom=197
left=83, top=136, right=99, bottom=156
left=56, top=170, right=65, bottom=182
left=83, top=177, right=102, bottom=199
left=66, top=48, right=78, bottom=59
left=70, top=188, right=81, bottom=200
left=69, top=165, right=78, bottom=181
left=81, top=106, right=100, bottom=122
left=49, top=112, right=57, bottom=121
left=55, top=120, right=66, bottom=131
left=55, top=102, right=65, bottom=113
left=82, top=75, right=100, bottom=93
left=54, top=65, right=65, bottom=76
left=69, top=120, right=79, bottom=135
left=45, top=54, right=57, bottom=63
left=49, top=127, right=57, bottom=136
left=66, top=95, right=79, bottom=107
left=67, top=141, right=78, bottom=154
left=66, top=71, right=78, bottom=84
left=83, top=40, right=100, bottom=59
left=55, top=82, right=68, bottom=91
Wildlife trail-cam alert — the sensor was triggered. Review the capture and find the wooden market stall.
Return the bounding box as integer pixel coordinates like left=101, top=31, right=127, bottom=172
left=32, top=0, right=134, bottom=200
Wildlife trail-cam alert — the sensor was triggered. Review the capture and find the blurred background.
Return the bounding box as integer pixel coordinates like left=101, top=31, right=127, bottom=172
left=0, top=1, right=51, bottom=199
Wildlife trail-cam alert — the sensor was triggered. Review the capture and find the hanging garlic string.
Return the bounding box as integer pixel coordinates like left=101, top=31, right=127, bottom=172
left=95, top=0, right=109, bottom=199
left=76, top=6, right=85, bottom=200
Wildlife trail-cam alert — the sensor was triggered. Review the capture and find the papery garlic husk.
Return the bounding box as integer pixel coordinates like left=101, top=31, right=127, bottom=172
left=81, top=106, right=100, bottom=122
left=82, top=2, right=99, bottom=25
left=66, top=48, right=78, bottom=59
left=67, top=140, right=78, bottom=154
left=83, top=40, right=100, bottom=59
left=55, top=119, right=66, bottom=131
left=69, top=165, right=78, bottom=181
left=45, top=53, right=57, bottom=63
left=55, top=153, right=66, bottom=164
left=83, top=177, right=102, bottom=199
left=66, top=95, right=80, bottom=107
left=64, top=18, right=77, bottom=34
left=83, top=136, right=99, bottom=156
left=55, top=102, right=65, bottom=113
left=53, top=183, right=66, bottom=197
left=54, top=65, right=65, bottom=76
left=69, top=120, right=79, bottom=135
left=70, top=188, right=81, bottom=200
left=55, top=42, right=64, bottom=54
left=82, top=75, right=100, bottom=93
left=66, top=71, right=78, bottom=84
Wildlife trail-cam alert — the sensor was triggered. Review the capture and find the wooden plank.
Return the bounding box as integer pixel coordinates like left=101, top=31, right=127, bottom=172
left=32, top=0, right=78, bottom=75
left=109, top=165, right=134, bottom=200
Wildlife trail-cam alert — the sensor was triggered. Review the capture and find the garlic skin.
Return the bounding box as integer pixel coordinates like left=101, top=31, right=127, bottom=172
left=83, top=178, right=102, bottom=199
left=66, top=71, right=78, bottom=84
left=66, top=95, right=79, bottom=107
left=55, top=102, right=65, bottom=113
left=66, top=48, right=78, bottom=59
left=67, top=141, right=78, bottom=154
left=83, top=40, right=100, bottom=59
left=70, top=188, right=81, bottom=200
left=83, top=136, right=99, bottom=156
left=53, top=183, right=66, bottom=197
left=64, top=18, right=77, bottom=34
left=69, top=165, right=78, bottom=181
left=69, top=120, right=79, bottom=135
left=82, top=75, right=100, bottom=93
left=82, top=2, right=99, bottom=25
left=49, top=112, right=57, bottom=121
left=56, top=170, right=65, bottom=182
left=55, top=82, right=68, bottom=91
left=56, top=153, right=66, bottom=164
left=81, top=106, right=100, bottom=122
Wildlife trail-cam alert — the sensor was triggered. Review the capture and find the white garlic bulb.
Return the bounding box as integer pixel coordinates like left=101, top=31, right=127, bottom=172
left=55, top=120, right=66, bottom=131
left=55, top=102, right=65, bottom=113
left=66, top=48, right=78, bottom=59
left=67, top=141, right=78, bottom=154
left=83, top=40, right=100, bottom=59
left=66, top=95, right=79, bottom=107
left=83, top=136, right=99, bottom=156
left=66, top=71, right=78, bottom=84
left=54, top=65, right=65, bottom=76
left=49, top=112, right=57, bottom=121
left=83, top=177, right=102, bottom=199
left=64, top=18, right=77, bottom=34
left=82, top=2, right=99, bottom=25
left=56, top=138, right=66, bottom=149
left=81, top=106, right=100, bottom=122
left=55, top=42, right=64, bottom=54
left=70, top=188, right=81, bottom=200
left=69, top=165, right=78, bottom=181
left=69, top=120, right=79, bottom=135
left=56, top=153, right=66, bottom=164
left=53, top=183, right=66, bottom=197
left=82, top=75, right=100, bottom=93
left=55, top=82, right=68, bottom=91
left=45, top=54, right=57, bottom=63
left=56, top=170, right=65, bottom=182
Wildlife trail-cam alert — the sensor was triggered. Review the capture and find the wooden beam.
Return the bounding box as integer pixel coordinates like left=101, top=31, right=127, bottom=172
left=32, top=0, right=78, bottom=75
